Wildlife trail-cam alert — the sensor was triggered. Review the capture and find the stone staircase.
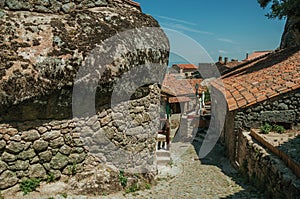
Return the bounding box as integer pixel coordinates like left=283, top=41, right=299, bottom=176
left=156, top=118, right=171, bottom=167
left=156, top=148, right=171, bottom=167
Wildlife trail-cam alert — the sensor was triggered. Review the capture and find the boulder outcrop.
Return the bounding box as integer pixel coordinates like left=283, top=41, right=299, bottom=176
left=0, top=0, right=169, bottom=194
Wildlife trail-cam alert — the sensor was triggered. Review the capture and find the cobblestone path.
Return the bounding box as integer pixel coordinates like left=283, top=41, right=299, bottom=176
left=104, top=140, right=265, bottom=199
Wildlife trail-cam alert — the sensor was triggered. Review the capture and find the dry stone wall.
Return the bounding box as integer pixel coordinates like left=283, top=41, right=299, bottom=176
left=223, top=90, right=300, bottom=163
left=222, top=90, right=300, bottom=197
left=235, top=89, right=300, bottom=130
left=237, top=132, right=300, bottom=199
left=0, top=84, right=160, bottom=193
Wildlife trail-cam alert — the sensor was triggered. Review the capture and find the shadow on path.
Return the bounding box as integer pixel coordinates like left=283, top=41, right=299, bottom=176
left=192, top=130, right=265, bottom=199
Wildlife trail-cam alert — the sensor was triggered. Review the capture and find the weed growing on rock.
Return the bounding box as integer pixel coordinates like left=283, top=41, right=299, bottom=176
left=260, top=123, right=272, bottom=134
left=273, top=124, right=285, bottom=134
left=60, top=193, right=68, bottom=198
left=119, top=170, right=128, bottom=188
left=46, top=173, right=55, bottom=183
left=20, top=178, right=40, bottom=195
left=125, top=183, right=139, bottom=193
left=68, top=162, right=77, bottom=176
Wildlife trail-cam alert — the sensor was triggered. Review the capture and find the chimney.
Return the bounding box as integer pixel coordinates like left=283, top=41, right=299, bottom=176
left=224, top=57, right=228, bottom=65
left=218, top=56, right=222, bottom=63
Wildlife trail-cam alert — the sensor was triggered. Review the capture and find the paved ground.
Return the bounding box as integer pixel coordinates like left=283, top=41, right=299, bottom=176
left=106, top=140, right=265, bottom=199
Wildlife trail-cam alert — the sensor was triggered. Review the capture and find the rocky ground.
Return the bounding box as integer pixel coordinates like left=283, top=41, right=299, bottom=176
left=2, top=134, right=265, bottom=199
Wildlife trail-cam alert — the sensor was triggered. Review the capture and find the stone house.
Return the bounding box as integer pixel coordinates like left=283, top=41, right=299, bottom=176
left=211, top=47, right=300, bottom=165
left=171, top=64, right=198, bottom=78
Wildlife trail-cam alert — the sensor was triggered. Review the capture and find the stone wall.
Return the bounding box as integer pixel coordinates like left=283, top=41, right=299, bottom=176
left=0, top=84, right=160, bottom=193
left=222, top=89, right=300, bottom=166
left=220, top=89, right=300, bottom=197
left=235, top=89, right=300, bottom=130
left=237, top=131, right=300, bottom=199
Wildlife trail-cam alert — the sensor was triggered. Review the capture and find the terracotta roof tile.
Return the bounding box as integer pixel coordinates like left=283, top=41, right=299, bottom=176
left=212, top=47, right=300, bottom=111
left=244, top=51, right=273, bottom=61
left=175, top=64, right=198, bottom=70
left=162, top=75, right=205, bottom=96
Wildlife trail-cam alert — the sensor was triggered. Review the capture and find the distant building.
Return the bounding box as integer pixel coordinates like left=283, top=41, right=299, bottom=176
left=216, top=56, right=242, bottom=75
left=171, top=64, right=198, bottom=77
left=244, top=50, right=273, bottom=61
left=161, top=74, right=205, bottom=113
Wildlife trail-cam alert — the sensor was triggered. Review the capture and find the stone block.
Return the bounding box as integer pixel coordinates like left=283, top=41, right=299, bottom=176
left=33, top=140, right=49, bottom=152
left=21, top=129, right=40, bottom=141
left=43, top=130, right=61, bottom=141
left=0, top=170, right=18, bottom=189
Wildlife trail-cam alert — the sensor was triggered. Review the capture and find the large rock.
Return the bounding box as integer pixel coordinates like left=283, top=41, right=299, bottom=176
left=17, top=149, right=36, bottom=160
left=0, top=0, right=136, bottom=13
left=280, top=16, right=300, bottom=49
left=0, top=0, right=169, bottom=122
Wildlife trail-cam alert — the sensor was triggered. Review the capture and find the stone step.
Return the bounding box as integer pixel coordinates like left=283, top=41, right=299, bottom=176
left=157, top=156, right=171, bottom=166
left=156, top=149, right=171, bottom=158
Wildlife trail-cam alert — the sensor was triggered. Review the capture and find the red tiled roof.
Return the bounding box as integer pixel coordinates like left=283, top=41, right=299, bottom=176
left=212, top=47, right=300, bottom=111
left=244, top=51, right=273, bottom=61
left=162, top=75, right=205, bottom=96
left=187, top=79, right=205, bottom=94
left=169, top=96, right=191, bottom=103
left=175, top=64, right=198, bottom=70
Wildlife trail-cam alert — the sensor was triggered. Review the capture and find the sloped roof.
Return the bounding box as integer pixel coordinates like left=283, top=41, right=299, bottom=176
left=212, top=47, right=300, bottom=111
left=244, top=50, right=273, bottom=61
left=162, top=74, right=205, bottom=96
left=174, top=64, right=198, bottom=70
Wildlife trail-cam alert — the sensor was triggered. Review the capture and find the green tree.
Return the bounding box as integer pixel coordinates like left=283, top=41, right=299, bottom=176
left=258, top=0, right=300, bottom=19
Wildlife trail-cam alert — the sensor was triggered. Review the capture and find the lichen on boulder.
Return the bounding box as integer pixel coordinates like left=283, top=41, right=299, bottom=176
left=0, top=0, right=169, bottom=121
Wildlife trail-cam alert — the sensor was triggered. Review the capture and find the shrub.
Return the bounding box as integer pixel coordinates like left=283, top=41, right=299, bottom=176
left=273, top=124, right=285, bottom=134
left=260, top=123, right=272, bottom=134
left=119, top=170, right=127, bottom=188
left=68, top=163, right=77, bottom=176
left=46, top=173, right=55, bottom=183
left=60, top=193, right=67, bottom=198
left=20, top=178, right=40, bottom=195
left=145, top=183, right=151, bottom=190
left=125, top=183, right=139, bottom=193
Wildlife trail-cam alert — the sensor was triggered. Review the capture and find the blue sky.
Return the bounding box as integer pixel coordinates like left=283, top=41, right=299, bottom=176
left=138, top=0, right=286, bottom=64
